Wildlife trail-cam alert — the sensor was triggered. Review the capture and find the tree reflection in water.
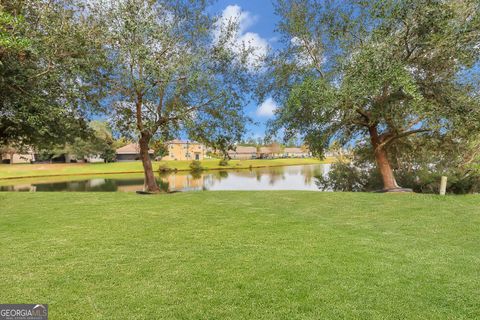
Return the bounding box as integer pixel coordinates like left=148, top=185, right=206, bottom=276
left=1, top=164, right=331, bottom=192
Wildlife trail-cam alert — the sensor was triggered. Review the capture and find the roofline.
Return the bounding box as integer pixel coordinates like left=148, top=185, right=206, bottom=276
left=116, top=151, right=154, bottom=154
left=167, top=140, right=202, bottom=145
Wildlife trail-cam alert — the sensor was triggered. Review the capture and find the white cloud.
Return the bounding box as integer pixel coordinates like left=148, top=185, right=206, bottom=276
left=238, top=32, right=269, bottom=56
left=257, top=98, right=278, bottom=117
left=214, top=5, right=269, bottom=70
left=220, top=4, right=257, bottom=34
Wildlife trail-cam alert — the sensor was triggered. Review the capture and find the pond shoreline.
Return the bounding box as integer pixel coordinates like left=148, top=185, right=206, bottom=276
left=0, top=164, right=331, bottom=192
left=0, top=160, right=332, bottom=181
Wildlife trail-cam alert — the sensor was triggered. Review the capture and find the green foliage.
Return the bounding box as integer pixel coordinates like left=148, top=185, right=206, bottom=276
left=112, top=137, right=130, bottom=150
left=88, top=0, right=254, bottom=144
left=266, top=0, right=480, bottom=183
left=189, top=160, right=204, bottom=172
left=31, top=121, right=115, bottom=162
left=0, top=1, right=107, bottom=148
left=320, top=160, right=480, bottom=194
left=100, top=147, right=116, bottom=163
left=69, top=122, right=115, bottom=162
left=318, top=142, right=480, bottom=194
left=150, top=140, right=168, bottom=160
left=206, top=151, right=219, bottom=159
left=85, top=0, right=256, bottom=191
left=218, top=159, right=229, bottom=166
left=158, top=163, right=175, bottom=173
left=205, top=136, right=236, bottom=161
left=0, top=11, right=30, bottom=52
left=316, top=160, right=380, bottom=192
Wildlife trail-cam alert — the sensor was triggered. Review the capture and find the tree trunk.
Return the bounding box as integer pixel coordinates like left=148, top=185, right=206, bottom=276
left=139, top=133, right=160, bottom=193
left=368, top=126, right=399, bottom=190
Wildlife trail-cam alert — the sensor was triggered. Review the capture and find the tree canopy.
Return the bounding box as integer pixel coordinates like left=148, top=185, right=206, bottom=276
left=87, top=0, right=258, bottom=192
left=0, top=0, right=106, bottom=148
left=265, top=0, right=480, bottom=190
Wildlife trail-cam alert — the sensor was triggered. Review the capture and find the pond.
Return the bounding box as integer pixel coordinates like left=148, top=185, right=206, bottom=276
left=0, top=164, right=331, bottom=192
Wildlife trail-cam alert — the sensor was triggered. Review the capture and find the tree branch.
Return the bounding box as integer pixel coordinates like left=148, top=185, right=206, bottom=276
left=165, top=94, right=222, bottom=122
left=377, top=128, right=430, bottom=149
left=29, top=61, right=53, bottom=80
left=298, top=35, right=324, bottom=77
left=135, top=93, right=144, bottom=132
left=355, top=108, right=371, bottom=122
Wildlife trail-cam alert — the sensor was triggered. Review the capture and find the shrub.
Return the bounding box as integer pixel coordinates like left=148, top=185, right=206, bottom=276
left=218, top=159, right=229, bottom=166
left=158, top=164, right=174, bottom=173
left=316, top=159, right=480, bottom=194
left=189, top=160, right=203, bottom=172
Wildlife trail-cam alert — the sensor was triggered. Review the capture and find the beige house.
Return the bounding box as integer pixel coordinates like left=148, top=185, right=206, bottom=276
left=227, top=146, right=257, bottom=160
left=116, top=143, right=154, bottom=161
left=257, top=143, right=283, bottom=159
left=162, top=139, right=206, bottom=161
left=257, top=146, right=283, bottom=159
left=1, top=148, right=35, bottom=164
left=284, top=147, right=310, bottom=158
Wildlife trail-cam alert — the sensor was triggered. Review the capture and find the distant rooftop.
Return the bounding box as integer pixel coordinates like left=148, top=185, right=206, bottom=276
left=167, top=139, right=202, bottom=145
left=258, top=147, right=272, bottom=154
left=116, top=143, right=154, bottom=154
left=228, top=146, right=257, bottom=154
left=284, top=147, right=305, bottom=153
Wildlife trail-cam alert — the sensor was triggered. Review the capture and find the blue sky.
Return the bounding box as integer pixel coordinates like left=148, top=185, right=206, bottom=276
left=210, top=1, right=281, bottom=140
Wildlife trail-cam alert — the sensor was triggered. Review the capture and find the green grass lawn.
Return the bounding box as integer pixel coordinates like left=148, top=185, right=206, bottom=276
left=0, top=158, right=329, bottom=180
left=0, top=192, right=479, bottom=319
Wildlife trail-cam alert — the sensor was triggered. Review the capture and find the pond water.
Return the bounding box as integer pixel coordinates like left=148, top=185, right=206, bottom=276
left=0, top=164, right=331, bottom=192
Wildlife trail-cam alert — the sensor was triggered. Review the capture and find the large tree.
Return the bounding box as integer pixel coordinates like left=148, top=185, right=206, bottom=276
left=265, top=0, right=480, bottom=191
left=0, top=1, right=106, bottom=148
left=88, top=0, right=256, bottom=192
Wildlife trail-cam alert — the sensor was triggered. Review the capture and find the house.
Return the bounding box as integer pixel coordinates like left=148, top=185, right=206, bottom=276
left=257, top=146, right=270, bottom=159
left=284, top=147, right=310, bottom=158
left=162, top=139, right=206, bottom=161
left=257, top=143, right=284, bottom=159
left=116, top=143, right=154, bottom=161
left=37, top=153, right=96, bottom=163
left=227, top=146, right=257, bottom=160
left=85, top=155, right=105, bottom=163
left=1, top=148, right=35, bottom=164
left=258, top=146, right=284, bottom=159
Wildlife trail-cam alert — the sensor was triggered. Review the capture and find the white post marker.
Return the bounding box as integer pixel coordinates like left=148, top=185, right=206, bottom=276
left=440, top=176, right=447, bottom=196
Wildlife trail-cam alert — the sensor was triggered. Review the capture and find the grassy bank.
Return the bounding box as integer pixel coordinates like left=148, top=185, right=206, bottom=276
left=0, top=158, right=330, bottom=180
left=1, top=192, right=479, bottom=319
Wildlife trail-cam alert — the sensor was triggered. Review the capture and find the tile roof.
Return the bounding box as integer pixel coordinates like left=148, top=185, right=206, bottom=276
left=258, top=147, right=273, bottom=154
left=116, top=143, right=154, bottom=154
left=167, top=139, right=202, bottom=145
left=228, top=146, right=257, bottom=154
left=284, top=147, right=305, bottom=153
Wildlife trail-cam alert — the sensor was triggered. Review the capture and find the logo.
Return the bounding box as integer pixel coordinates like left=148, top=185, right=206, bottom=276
left=0, top=304, right=48, bottom=320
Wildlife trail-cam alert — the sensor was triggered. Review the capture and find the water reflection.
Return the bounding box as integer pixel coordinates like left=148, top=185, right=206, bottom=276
left=0, top=164, right=331, bottom=192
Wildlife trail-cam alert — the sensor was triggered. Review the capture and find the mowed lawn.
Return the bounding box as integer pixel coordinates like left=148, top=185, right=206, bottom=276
left=0, top=192, right=479, bottom=319
left=0, top=158, right=329, bottom=180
